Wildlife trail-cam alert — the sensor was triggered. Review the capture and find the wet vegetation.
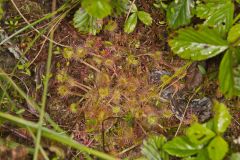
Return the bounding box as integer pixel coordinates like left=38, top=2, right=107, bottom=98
left=0, top=0, right=240, bottom=159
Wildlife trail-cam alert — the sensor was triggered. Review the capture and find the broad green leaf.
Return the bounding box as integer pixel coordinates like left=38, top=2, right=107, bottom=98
left=233, top=65, right=240, bottom=93
left=196, top=1, right=234, bottom=37
left=130, top=4, right=138, bottom=13
left=166, top=0, right=194, bottom=28
left=231, top=153, right=240, bottom=160
left=137, top=11, right=152, bottom=26
left=227, top=24, right=240, bottom=44
left=213, top=101, right=231, bottom=133
left=207, top=136, right=228, bottom=160
left=169, top=27, right=228, bottom=60
left=73, top=9, right=103, bottom=35
left=183, top=157, right=196, bottom=160
left=81, top=0, right=112, bottom=19
left=235, top=47, right=240, bottom=63
left=186, top=123, right=215, bottom=145
left=141, top=135, right=169, bottom=160
left=219, top=49, right=240, bottom=97
left=124, top=13, right=138, bottom=33
left=163, top=136, right=203, bottom=157
left=196, top=149, right=209, bottom=160
left=219, top=50, right=234, bottom=96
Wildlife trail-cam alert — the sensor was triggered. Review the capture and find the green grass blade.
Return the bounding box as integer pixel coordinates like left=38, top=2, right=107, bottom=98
left=0, top=69, right=64, bottom=133
left=0, top=1, right=71, bottom=46
left=34, top=9, right=56, bottom=160
left=0, top=112, right=116, bottom=160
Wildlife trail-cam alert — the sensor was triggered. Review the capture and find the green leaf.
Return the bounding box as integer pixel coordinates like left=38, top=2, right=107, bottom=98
left=198, top=64, right=207, bottom=75
left=233, top=65, right=240, bottom=93
left=110, top=0, right=129, bottom=16
left=196, top=1, right=234, bottom=37
left=163, top=136, right=203, bottom=157
left=213, top=101, right=231, bottom=133
left=207, top=136, right=228, bottom=160
left=73, top=9, right=103, bottom=35
left=227, top=24, right=240, bottom=44
left=183, top=157, right=196, bottom=160
left=137, top=11, right=152, bottom=26
left=235, top=47, right=240, bottom=63
left=0, top=0, right=5, bottom=20
left=141, top=135, right=169, bottom=160
left=183, top=149, right=209, bottom=160
left=81, top=0, right=112, bottom=19
left=186, top=123, right=215, bottom=145
left=124, top=13, right=138, bottom=33
left=219, top=50, right=234, bottom=96
left=166, top=0, right=194, bottom=29
left=219, top=49, right=240, bottom=97
left=203, top=119, right=214, bottom=131
left=196, top=149, right=209, bottom=160
left=130, top=4, right=138, bottom=13
left=169, top=27, right=228, bottom=60
left=231, top=153, right=240, bottom=160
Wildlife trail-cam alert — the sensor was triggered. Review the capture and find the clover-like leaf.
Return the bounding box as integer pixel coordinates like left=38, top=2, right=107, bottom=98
left=196, top=0, right=234, bottom=37
left=163, top=136, right=203, bottom=157
left=81, top=0, right=112, bottom=19
left=73, top=9, right=103, bottom=35
left=124, top=13, right=138, bottom=33
left=137, top=11, right=152, bottom=26
left=219, top=49, right=240, bottom=97
left=186, top=123, right=215, bottom=145
left=207, top=136, right=228, bottom=160
left=169, top=27, right=229, bottom=60
left=213, top=101, right=231, bottom=133
left=167, top=0, right=194, bottom=28
left=227, top=24, right=240, bottom=45
left=141, top=135, right=169, bottom=160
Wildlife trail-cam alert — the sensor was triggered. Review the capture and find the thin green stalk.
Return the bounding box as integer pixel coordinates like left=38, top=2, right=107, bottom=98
left=0, top=28, right=46, bottom=104
left=0, top=5, right=74, bottom=133
left=0, top=112, right=116, bottom=160
left=33, top=17, right=56, bottom=160
left=0, top=69, right=64, bottom=132
left=33, top=0, right=74, bottom=158
left=158, top=61, right=192, bottom=89
left=0, top=81, right=17, bottom=110
left=0, top=81, right=49, bottom=160
left=0, top=0, right=71, bottom=46
left=0, top=9, right=68, bottom=105
left=233, top=13, right=240, bottom=24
